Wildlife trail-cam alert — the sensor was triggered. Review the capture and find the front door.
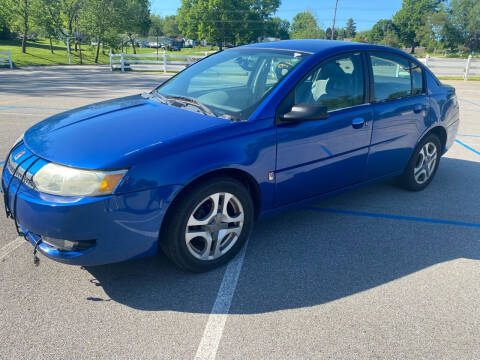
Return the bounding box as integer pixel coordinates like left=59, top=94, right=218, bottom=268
left=275, top=52, right=373, bottom=206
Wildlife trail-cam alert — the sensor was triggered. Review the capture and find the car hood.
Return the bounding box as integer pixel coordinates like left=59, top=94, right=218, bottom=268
left=24, top=95, right=229, bottom=169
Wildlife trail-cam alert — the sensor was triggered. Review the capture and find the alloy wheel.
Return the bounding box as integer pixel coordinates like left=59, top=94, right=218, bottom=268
left=414, top=142, right=437, bottom=185
left=185, top=192, right=244, bottom=261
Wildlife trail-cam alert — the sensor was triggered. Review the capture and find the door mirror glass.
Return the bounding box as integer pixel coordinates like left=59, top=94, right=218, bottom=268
left=281, top=103, right=329, bottom=122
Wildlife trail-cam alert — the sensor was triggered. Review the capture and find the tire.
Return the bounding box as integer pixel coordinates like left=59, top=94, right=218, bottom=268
left=397, top=134, right=442, bottom=191
left=160, top=177, right=254, bottom=272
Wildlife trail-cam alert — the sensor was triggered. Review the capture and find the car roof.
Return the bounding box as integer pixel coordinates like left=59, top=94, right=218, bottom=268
left=240, top=39, right=405, bottom=57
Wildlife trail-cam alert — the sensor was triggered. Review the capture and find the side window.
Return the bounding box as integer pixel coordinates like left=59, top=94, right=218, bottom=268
left=370, top=53, right=423, bottom=101
left=294, top=53, right=365, bottom=112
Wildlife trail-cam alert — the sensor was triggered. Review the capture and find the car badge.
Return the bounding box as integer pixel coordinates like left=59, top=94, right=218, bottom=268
left=14, top=150, right=25, bottom=161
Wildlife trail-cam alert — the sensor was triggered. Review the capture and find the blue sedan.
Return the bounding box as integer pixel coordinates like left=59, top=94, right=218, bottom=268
left=2, top=40, right=459, bottom=272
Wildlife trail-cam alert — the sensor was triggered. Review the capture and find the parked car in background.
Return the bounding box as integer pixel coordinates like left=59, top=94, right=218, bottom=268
left=2, top=40, right=459, bottom=272
left=162, top=44, right=181, bottom=51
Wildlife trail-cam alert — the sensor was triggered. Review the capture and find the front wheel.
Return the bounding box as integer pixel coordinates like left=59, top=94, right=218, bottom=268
left=397, top=134, right=441, bottom=191
left=161, top=178, right=254, bottom=272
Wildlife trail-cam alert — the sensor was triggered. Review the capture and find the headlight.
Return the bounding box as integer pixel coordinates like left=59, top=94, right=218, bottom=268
left=33, top=163, right=127, bottom=196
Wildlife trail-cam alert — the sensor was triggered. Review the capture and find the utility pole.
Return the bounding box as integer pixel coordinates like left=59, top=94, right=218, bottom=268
left=63, top=36, right=75, bottom=64
left=331, top=0, right=339, bottom=40
left=75, top=14, right=82, bottom=65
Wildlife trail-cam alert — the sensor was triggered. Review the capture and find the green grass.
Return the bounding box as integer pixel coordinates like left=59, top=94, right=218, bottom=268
left=437, top=76, right=480, bottom=81
left=0, top=39, right=112, bottom=66
left=135, top=46, right=216, bottom=56
left=0, top=38, right=217, bottom=67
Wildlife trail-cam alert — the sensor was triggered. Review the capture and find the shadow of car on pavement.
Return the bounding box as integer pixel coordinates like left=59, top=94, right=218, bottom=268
left=86, top=157, right=480, bottom=314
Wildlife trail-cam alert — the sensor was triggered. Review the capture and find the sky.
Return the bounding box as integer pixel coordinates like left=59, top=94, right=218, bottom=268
left=150, top=0, right=403, bottom=31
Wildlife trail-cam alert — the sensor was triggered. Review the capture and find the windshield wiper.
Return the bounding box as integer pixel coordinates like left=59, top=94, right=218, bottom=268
left=142, top=91, right=169, bottom=104
left=163, top=95, right=217, bottom=117
left=145, top=91, right=218, bottom=117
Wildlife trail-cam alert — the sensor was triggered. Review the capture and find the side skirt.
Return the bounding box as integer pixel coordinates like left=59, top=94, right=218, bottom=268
left=258, top=170, right=403, bottom=220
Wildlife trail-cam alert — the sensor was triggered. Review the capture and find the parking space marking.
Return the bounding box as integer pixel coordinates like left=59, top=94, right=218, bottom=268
left=459, top=98, right=480, bottom=108
left=0, top=105, right=68, bottom=111
left=0, top=98, right=28, bottom=106
left=458, top=134, right=480, bottom=138
left=309, top=207, right=480, bottom=229
left=0, top=112, right=44, bottom=117
left=195, top=240, right=249, bottom=360
left=0, top=237, right=25, bottom=262
left=455, top=139, right=480, bottom=155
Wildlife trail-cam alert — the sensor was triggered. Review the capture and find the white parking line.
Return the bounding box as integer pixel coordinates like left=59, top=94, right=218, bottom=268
left=0, top=112, right=43, bottom=117
left=0, top=237, right=26, bottom=262
left=194, top=240, right=249, bottom=360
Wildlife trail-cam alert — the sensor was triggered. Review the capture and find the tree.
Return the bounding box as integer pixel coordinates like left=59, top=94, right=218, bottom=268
left=251, top=0, right=280, bottom=40
left=163, top=15, right=180, bottom=38
left=0, top=0, right=13, bottom=39
left=79, top=0, right=120, bottom=63
left=416, top=7, right=447, bottom=52
left=178, top=0, right=282, bottom=47
left=353, top=30, right=370, bottom=43
left=264, top=17, right=289, bottom=39
left=345, top=18, right=356, bottom=38
left=34, top=0, right=60, bottom=53
left=177, top=0, right=198, bottom=41
left=6, top=0, right=34, bottom=53
left=290, top=10, right=325, bottom=39
left=120, top=0, right=150, bottom=54
left=178, top=0, right=247, bottom=49
left=449, top=0, right=480, bottom=51
left=149, top=14, right=163, bottom=55
left=393, top=0, right=438, bottom=53
left=440, top=11, right=463, bottom=51
left=369, top=19, right=395, bottom=44
left=336, top=27, right=346, bottom=40
left=149, top=14, right=163, bottom=37
left=35, top=0, right=82, bottom=53
left=325, top=27, right=338, bottom=40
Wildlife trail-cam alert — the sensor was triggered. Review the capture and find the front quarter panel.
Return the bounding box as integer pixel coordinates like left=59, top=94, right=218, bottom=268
left=116, top=119, right=277, bottom=213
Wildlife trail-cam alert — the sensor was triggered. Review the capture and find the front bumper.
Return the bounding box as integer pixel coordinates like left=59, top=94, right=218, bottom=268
left=2, top=149, right=181, bottom=266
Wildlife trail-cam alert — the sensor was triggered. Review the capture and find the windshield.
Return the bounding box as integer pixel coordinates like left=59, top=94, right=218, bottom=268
left=156, top=48, right=310, bottom=120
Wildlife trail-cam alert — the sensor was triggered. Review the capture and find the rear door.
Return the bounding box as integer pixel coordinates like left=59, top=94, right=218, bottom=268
left=365, top=52, right=427, bottom=179
left=275, top=52, right=373, bottom=206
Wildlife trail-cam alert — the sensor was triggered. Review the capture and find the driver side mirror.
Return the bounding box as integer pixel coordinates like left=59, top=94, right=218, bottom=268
left=280, top=103, right=329, bottom=123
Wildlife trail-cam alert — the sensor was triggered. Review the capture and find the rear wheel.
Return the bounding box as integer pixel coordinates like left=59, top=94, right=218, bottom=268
left=161, top=178, right=254, bottom=272
left=397, top=134, right=441, bottom=191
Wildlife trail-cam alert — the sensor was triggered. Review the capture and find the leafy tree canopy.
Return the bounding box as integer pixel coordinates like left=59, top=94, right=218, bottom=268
left=290, top=10, right=325, bottom=39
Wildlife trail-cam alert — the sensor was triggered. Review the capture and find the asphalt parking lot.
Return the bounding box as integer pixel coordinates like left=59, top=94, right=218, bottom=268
left=1, top=66, right=479, bottom=359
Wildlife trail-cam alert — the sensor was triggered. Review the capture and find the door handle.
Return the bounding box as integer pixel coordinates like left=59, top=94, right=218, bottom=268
left=413, top=104, right=423, bottom=113
left=352, top=117, right=366, bottom=129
